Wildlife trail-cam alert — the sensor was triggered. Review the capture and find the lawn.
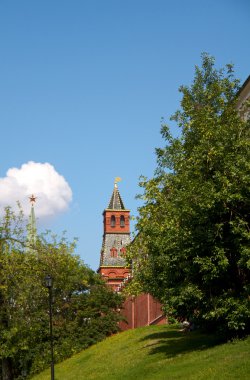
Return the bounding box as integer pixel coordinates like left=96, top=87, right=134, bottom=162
left=32, top=325, right=250, bottom=380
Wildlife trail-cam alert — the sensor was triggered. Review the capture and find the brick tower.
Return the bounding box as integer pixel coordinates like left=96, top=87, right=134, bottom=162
left=98, top=180, right=131, bottom=290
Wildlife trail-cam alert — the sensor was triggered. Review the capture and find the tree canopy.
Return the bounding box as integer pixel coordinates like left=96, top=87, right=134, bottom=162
left=128, top=54, right=250, bottom=335
left=0, top=206, right=123, bottom=380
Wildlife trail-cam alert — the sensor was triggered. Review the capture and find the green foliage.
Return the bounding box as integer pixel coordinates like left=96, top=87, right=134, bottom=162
left=0, top=206, right=123, bottom=379
left=127, top=54, right=250, bottom=335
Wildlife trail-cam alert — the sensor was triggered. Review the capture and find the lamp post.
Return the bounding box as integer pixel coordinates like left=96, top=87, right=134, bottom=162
left=45, top=275, right=55, bottom=380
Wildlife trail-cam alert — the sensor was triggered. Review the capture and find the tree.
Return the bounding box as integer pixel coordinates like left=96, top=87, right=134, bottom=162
left=128, top=54, right=250, bottom=335
left=0, top=206, right=123, bottom=379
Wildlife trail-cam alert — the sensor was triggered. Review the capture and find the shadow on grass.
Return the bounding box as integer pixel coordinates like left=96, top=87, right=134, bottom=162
left=140, top=328, right=224, bottom=358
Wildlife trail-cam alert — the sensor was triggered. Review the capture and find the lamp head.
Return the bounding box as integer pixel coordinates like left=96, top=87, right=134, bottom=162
left=45, top=274, right=53, bottom=288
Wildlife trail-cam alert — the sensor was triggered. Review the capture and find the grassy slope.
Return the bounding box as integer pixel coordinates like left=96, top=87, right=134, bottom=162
left=32, top=325, right=250, bottom=380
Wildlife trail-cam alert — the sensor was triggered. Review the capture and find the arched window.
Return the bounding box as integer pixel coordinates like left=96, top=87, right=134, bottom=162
left=111, top=215, right=116, bottom=227
left=120, top=247, right=126, bottom=256
left=120, top=215, right=125, bottom=227
left=110, top=247, right=118, bottom=258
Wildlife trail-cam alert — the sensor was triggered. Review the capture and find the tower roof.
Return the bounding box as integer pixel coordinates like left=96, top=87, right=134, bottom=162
left=107, top=183, right=127, bottom=210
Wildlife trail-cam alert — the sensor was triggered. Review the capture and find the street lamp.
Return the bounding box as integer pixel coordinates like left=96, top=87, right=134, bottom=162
left=45, top=275, right=54, bottom=380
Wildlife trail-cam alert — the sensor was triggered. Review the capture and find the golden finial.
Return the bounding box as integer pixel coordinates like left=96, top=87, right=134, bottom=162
left=29, top=194, right=37, bottom=205
left=115, top=177, right=122, bottom=185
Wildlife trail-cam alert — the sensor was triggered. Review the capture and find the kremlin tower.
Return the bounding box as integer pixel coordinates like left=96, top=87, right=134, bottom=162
left=98, top=179, right=131, bottom=290
left=26, top=194, right=37, bottom=253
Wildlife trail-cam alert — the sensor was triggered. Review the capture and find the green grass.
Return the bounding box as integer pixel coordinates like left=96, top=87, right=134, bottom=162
left=32, top=325, right=250, bottom=380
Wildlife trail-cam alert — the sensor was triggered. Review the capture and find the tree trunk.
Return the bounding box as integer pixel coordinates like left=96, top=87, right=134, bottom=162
left=2, top=358, right=13, bottom=380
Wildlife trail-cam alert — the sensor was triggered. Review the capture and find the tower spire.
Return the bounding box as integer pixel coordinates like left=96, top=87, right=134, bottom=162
left=107, top=179, right=125, bottom=210
left=26, top=194, right=37, bottom=252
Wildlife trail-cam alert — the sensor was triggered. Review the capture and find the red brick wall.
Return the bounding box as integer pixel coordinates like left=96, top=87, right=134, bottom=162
left=119, top=293, right=167, bottom=331
left=99, top=267, right=130, bottom=291
left=103, top=210, right=130, bottom=233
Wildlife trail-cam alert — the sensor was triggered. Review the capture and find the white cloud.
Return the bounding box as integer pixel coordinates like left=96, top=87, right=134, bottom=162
left=0, top=161, right=73, bottom=219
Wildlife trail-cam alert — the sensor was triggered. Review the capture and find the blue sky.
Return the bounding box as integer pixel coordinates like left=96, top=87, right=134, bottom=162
left=0, top=0, right=249, bottom=270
